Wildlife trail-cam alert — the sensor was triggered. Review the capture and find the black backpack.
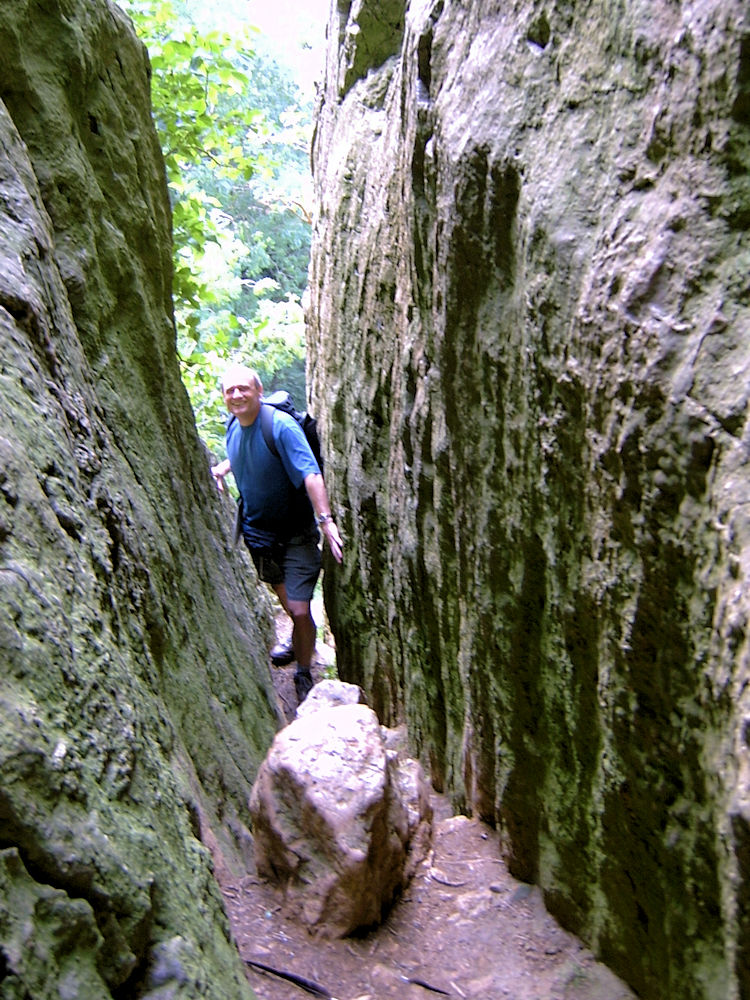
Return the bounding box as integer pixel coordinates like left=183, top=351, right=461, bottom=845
left=260, top=391, right=324, bottom=474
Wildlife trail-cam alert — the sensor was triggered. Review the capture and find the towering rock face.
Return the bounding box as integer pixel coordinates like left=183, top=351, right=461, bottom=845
left=309, top=1, right=750, bottom=997
left=0, top=2, right=278, bottom=996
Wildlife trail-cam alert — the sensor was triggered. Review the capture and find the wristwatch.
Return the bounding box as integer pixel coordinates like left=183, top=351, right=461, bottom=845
left=316, top=512, right=332, bottom=525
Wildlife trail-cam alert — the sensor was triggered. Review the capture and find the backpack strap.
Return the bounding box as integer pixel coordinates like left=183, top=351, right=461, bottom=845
left=260, top=402, right=280, bottom=458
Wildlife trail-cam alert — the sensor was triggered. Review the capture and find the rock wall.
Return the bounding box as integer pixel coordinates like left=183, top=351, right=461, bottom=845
left=308, top=1, right=750, bottom=997
left=0, top=2, right=280, bottom=996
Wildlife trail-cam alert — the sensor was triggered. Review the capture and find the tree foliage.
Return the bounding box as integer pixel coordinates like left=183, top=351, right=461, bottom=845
left=121, top=0, right=312, bottom=456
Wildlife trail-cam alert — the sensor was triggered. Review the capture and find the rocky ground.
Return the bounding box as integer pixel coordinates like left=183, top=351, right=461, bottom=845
left=218, top=603, right=636, bottom=1000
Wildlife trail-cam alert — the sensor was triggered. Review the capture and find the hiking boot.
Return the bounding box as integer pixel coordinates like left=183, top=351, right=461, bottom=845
left=294, top=668, right=314, bottom=704
left=270, top=640, right=294, bottom=666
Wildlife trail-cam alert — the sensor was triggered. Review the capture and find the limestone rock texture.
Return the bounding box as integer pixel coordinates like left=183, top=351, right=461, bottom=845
left=249, top=689, right=432, bottom=938
left=0, top=2, right=279, bottom=997
left=308, top=1, right=750, bottom=997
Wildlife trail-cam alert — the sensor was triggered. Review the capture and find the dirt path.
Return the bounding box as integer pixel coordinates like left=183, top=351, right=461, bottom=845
left=220, top=615, right=636, bottom=1000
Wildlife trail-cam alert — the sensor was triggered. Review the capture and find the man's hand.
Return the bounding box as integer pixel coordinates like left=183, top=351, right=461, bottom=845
left=320, top=519, right=344, bottom=564
left=211, top=459, right=231, bottom=492
left=304, top=473, right=344, bottom=564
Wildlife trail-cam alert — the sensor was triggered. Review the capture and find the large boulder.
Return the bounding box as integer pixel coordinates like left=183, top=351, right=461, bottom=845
left=308, top=0, right=750, bottom=996
left=249, top=685, right=432, bottom=937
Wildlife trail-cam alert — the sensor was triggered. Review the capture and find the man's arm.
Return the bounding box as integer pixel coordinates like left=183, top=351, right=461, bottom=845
left=304, top=472, right=343, bottom=564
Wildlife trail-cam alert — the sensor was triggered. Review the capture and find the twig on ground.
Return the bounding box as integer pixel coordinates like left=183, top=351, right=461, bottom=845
left=428, top=869, right=468, bottom=887
left=245, top=958, right=334, bottom=999
left=400, top=974, right=452, bottom=995
left=436, top=856, right=504, bottom=865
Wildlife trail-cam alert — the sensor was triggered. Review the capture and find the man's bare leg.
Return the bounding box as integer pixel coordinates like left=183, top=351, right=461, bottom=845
left=273, top=584, right=316, bottom=700
left=269, top=583, right=295, bottom=664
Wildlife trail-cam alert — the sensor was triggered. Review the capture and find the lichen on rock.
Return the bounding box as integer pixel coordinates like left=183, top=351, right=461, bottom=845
left=308, top=1, right=750, bottom=996
left=0, top=2, right=281, bottom=996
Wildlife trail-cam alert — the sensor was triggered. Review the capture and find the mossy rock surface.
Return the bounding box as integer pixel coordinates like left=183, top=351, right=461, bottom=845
left=0, top=2, right=280, bottom=996
left=308, top=2, right=750, bottom=997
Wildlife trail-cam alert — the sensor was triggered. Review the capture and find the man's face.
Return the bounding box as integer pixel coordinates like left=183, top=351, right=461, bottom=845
left=222, top=367, right=262, bottom=425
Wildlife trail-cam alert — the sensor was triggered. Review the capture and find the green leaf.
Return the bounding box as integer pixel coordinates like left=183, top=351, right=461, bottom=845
left=120, top=0, right=314, bottom=450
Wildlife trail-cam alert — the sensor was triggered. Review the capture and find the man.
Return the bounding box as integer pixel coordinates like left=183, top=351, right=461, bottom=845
left=211, top=363, right=343, bottom=703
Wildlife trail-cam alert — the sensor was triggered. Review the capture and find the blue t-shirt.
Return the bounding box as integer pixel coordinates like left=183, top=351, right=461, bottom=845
left=226, top=407, right=320, bottom=538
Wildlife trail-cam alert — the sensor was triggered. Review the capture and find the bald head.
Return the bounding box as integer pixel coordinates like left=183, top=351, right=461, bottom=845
left=221, top=364, right=262, bottom=394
